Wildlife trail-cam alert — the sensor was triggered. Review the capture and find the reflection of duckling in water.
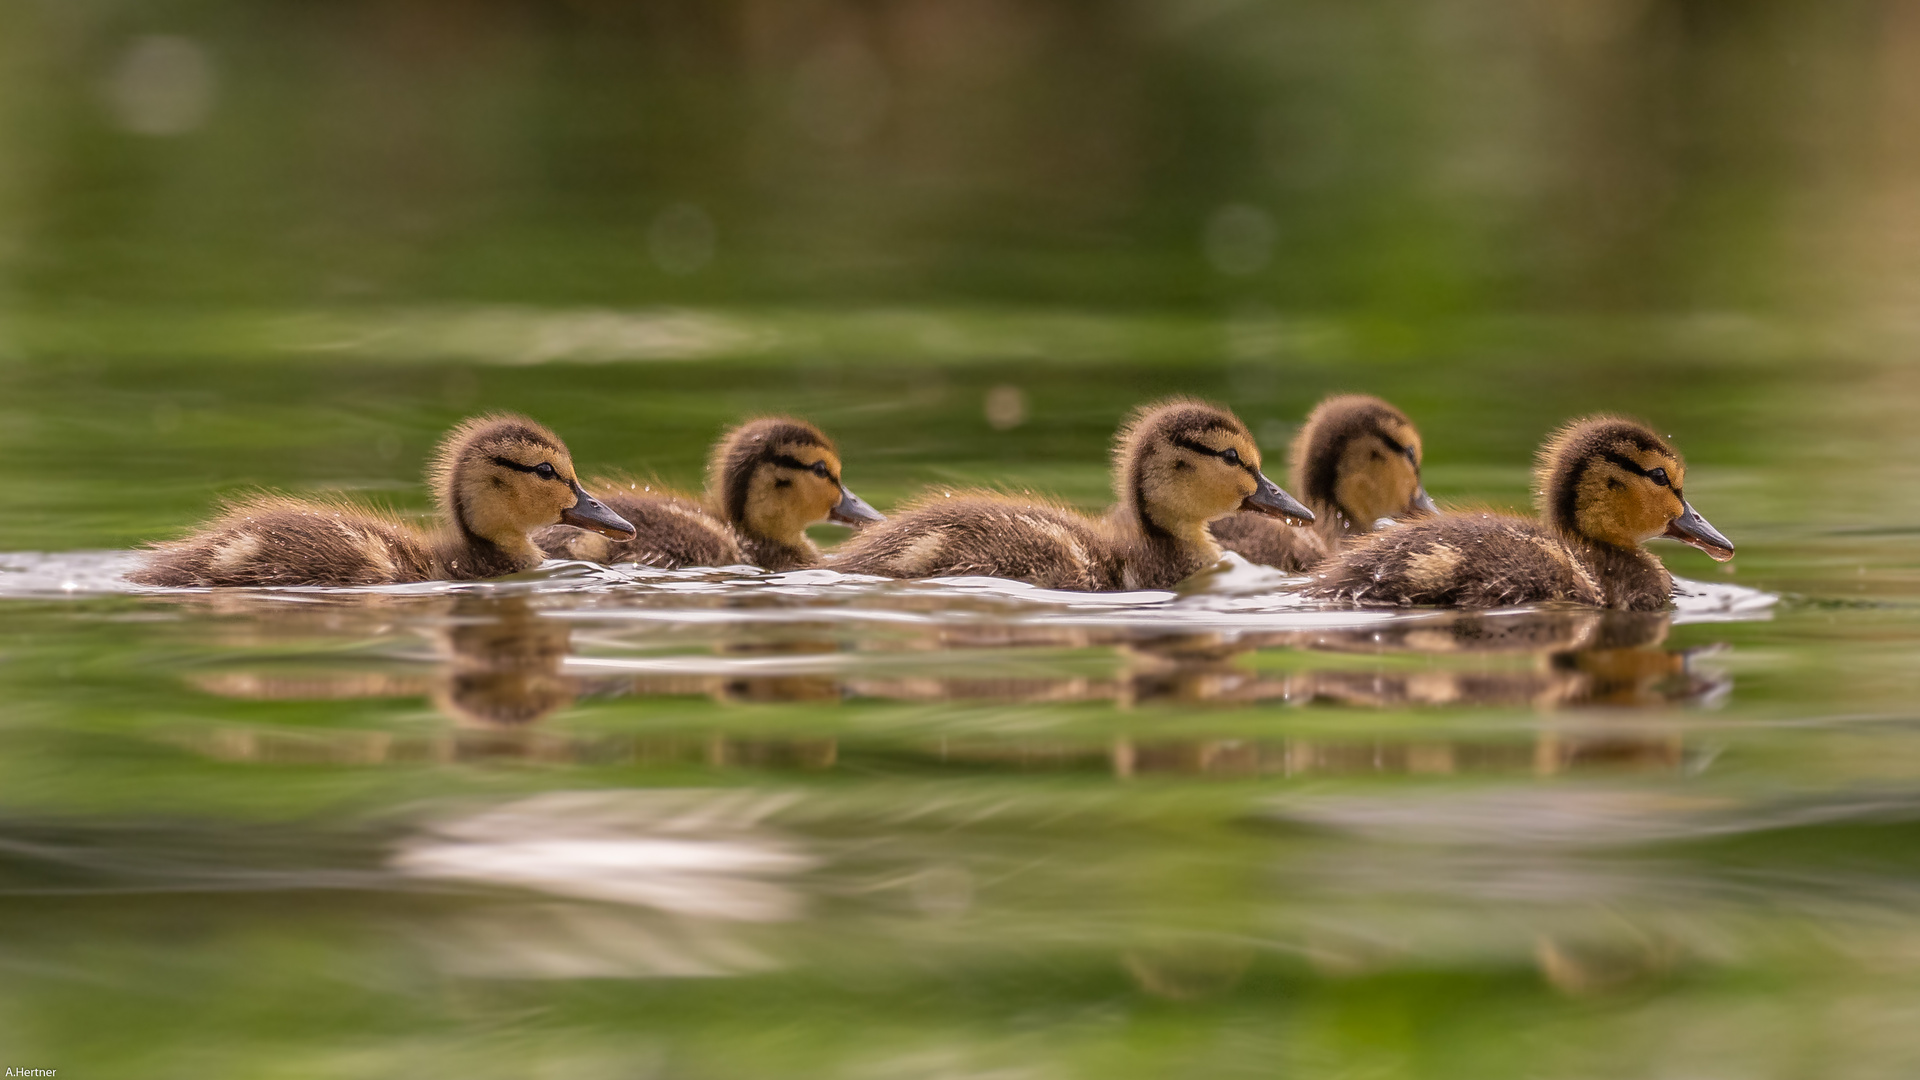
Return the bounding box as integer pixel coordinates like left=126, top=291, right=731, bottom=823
left=1535, top=931, right=1682, bottom=996
left=538, top=417, right=883, bottom=570
left=708, top=636, right=847, bottom=705
left=1117, top=633, right=1268, bottom=707
left=1104, top=606, right=1719, bottom=716
left=1308, top=416, right=1733, bottom=610
left=1287, top=609, right=1717, bottom=712
left=131, top=415, right=635, bottom=587
left=181, top=596, right=582, bottom=729
left=834, top=399, right=1313, bottom=590
left=433, top=597, right=576, bottom=726
left=1211, top=394, right=1435, bottom=571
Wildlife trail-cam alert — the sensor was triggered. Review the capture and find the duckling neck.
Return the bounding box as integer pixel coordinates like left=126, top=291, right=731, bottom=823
left=1314, top=498, right=1362, bottom=542
left=738, top=531, right=820, bottom=572
left=434, top=525, right=543, bottom=581
left=1113, top=508, right=1222, bottom=589
left=1568, top=534, right=1673, bottom=610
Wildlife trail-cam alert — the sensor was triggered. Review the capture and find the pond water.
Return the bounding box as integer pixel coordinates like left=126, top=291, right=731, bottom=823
left=2, top=322, right=1918, bottom=1079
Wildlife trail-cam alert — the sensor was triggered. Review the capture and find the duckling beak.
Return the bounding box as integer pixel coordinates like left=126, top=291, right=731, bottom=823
left=560, top=481, right=636, bottom=539
left=1242, top=471, right=1315, bottom=525
left=829, top=485, right=885, bottom=526
left=1662, top=500, right=1734, bottom=562
left=1410, top=487, right=1438, bottom=514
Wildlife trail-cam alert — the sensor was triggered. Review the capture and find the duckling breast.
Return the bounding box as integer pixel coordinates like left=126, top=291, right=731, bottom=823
left=536, top=491, right=742, bottom=569
left=1208, top=513, right=1329, bottom=572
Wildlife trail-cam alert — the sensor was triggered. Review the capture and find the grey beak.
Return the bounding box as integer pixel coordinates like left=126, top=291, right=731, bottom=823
left=1410, top=487, right=1438, bottom=514
left=1242, top=470, right=1315, bottom=525
left=560, top=480, right=636, bottom=539
left=829, top=485, right=885, bottom=526
left=1662, top=500, right=1734, bottom=562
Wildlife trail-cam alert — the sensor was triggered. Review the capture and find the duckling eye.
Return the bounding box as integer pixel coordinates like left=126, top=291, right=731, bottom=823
left=1219, top=448, right=1241, bottom=466
left=1647, top=467, right=1669, bottom=487
left=811, top=461, right=831, bottom=479
left=534, top=463, right=556, bottom=481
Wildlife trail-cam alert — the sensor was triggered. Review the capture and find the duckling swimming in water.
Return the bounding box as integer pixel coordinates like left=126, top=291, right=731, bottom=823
left=1209, top=394, right=1436, bottom=571
left=1305, top=416, right=1733, bottom=610
left=832, top=398, right=1314, bottom=591
left=535, top=416, right=883, bottom=571
left=129, top=414, right=635, bottom=588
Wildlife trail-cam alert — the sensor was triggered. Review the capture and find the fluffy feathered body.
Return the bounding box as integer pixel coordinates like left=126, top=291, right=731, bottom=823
left=836, top=490, right=1125, bottom=589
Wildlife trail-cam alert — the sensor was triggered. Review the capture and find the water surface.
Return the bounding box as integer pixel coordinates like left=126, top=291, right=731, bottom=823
left=2, top=338, right=1917, bottom=1077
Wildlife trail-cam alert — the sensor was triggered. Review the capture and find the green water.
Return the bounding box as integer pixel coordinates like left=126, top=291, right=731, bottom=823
left=6, top=1, right=1920, bottom=1076
left=1, top=328, right=1917, bottom=1078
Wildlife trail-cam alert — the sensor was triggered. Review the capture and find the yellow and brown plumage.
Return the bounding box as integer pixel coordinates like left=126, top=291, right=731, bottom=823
left=1305, top=416, right=1733, bottom=610
left=832, top=398, right=1314, bottom=591
left=535, top=416, right=882, bottom=571
left=129, top=414, right=635, bottom=588
left=1209, top=394, right=1435, bottom=571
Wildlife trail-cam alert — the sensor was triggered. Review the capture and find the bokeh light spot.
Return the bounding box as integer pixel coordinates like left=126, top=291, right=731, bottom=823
left=102, top=35, right=216, bottom=137
left=648, top=204, right=717, bottom=276
left=983, top=384, right=1027, bottom=430
left=1204, top=203, right=1276, bottom=276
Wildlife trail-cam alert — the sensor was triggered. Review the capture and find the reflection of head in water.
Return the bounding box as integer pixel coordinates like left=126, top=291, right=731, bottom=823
left=433, top=596, right=575, bottom=726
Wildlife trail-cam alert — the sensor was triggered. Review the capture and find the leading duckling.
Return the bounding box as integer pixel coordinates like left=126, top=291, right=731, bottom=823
left=535, top=416, right=883, bottom=571
left=1209, top=393, right=1436, bottom=571
left=129, top=414, right=635, bottom=588
left=1305, top=416, right=1733, bottom=610
left=832, top=398, right=1314, bottom=591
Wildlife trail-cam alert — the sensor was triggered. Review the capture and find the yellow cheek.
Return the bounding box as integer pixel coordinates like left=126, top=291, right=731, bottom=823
left=1624, top=489, right=1681, bottom=537
left=812, top=478, right=840, bottom=519
left=1216, top=470, right=1254, bottom=511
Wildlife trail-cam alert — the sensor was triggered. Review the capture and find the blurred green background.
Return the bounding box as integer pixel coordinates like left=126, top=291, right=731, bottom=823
left=6, top=0, right=1919, bottom=313
left=0, top=0, right=1917, bottom=565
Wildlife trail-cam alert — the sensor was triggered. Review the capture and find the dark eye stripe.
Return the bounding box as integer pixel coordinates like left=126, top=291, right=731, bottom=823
left=1600, top=451, right=1652, bottom=478
left=1598, top=450, right=1681, bottom=493
left=771, top=453, right=838, bottom=485
left=1366, top=428, right=1422, bottom=471
left=491, top=455, right=562, bottom=480
left=1171, top=435, right=1256, bottom=473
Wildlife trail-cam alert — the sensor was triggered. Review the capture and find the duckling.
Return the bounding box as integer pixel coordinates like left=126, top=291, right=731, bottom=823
left=1305, top=416, right=1733, bottom=610
left=832, top=398, right=1314, bottom=591
left=1209, top=394, right=1436, bottom=571
left=129, top=414, right=636, bottom=588
left=535, top=416, right=883, bottom=570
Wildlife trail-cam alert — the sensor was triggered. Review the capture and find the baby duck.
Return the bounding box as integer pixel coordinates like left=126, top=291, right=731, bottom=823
left=833, top=398, right=1314, bottom=591
left=1305, top=416, right=1733, bottom=610
left=130, top=414, right=635, bottom=588
left=1209, top=394, right=1436, bottom=571
left=536, top=416, right=883, bottom=571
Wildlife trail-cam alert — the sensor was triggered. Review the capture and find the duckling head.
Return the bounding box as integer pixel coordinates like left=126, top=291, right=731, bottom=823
left=1114, top=398, right=1314, bottom=541
left=708, top=417, right=884, bottom=545
left=1292, top=394, right=1436, bottom=531
left=1535, top=416, right=1733, bottom=560
left=432, top=414, right=636, bottom=548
